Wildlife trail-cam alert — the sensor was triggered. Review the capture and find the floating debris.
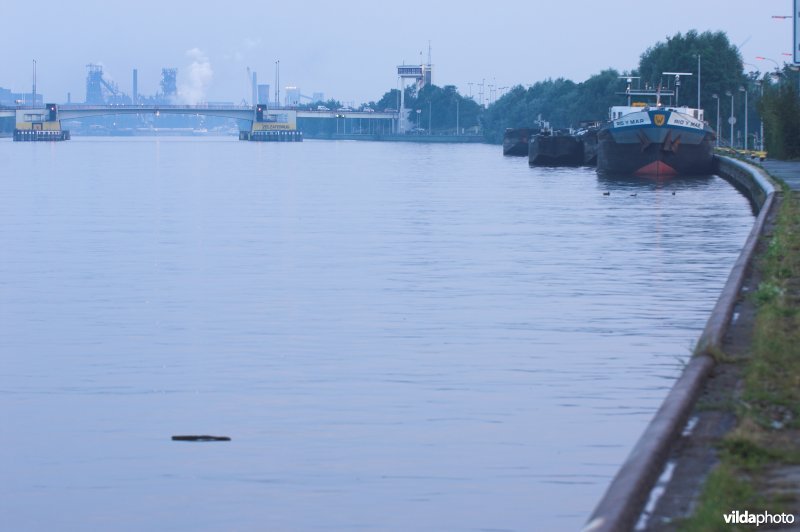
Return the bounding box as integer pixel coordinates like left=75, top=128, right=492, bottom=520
left=171, top=435, right=231, bottom=442
left=603, top=191, right=610, bottom=196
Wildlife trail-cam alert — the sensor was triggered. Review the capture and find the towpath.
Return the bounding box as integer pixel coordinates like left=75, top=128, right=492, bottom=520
left=760, top=159, right=800, bottom=190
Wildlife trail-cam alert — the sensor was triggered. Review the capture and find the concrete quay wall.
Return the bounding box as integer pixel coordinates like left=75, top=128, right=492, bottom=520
left=584, top=156, right=776, bottom=532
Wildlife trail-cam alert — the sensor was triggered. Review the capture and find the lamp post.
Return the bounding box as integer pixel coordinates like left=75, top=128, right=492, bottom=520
left=32, top=59, right=37, bottom=107
left=697, top=54, right=701, bottom=109
left=711, top=93, right=720, bottom=146
left=725, top=90, right=734, bottom=148
left=455, top=97, right=460, bottom=136
left=739, top=85, right=749, bottom=150
left=756, top=80, right=764, bottom=151
left=756, top=55, right=780, bottom=72
left=275, top=60, right=280, bottom=109
left=428, top=100, right=431, bottom=133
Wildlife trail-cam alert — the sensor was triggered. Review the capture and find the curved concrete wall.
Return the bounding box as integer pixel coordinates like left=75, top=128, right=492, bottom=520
left=584, top=156, right=776, bottom=532
left=715, top=156, right=774, bottom=211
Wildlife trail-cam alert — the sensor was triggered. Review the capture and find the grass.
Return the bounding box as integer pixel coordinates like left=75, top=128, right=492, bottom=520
left=745, top=190, right=800, bottom=429
left=678, top=463, right=760, bottom=531
left=682, top=185, right=800, bottom=528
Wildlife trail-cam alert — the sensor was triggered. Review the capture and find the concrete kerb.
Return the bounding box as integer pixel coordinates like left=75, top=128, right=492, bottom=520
left=583, top=156, right=777, bottom=532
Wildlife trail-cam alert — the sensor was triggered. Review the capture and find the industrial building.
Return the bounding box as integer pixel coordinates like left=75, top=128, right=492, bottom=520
left=0, top=87, right=43, bottom=107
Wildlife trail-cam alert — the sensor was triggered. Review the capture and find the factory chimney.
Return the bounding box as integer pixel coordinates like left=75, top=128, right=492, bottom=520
left=32, top=59, right=37, bottom=107
left=132, top=69, right=138, bottom=104
left=252, top=71, right=258, bottom=108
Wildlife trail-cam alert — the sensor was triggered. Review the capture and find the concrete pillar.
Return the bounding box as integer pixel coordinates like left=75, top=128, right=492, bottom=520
left=133, top=69, right=138, bottom=104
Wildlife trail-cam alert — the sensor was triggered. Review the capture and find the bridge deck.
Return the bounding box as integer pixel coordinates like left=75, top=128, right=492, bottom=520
left=51, top=105, right=397, bottom=121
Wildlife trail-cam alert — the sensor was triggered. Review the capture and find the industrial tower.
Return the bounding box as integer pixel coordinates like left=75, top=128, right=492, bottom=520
left=160, top=68, right=178, bottom=100
left=85, top=64, right=123, bottom=104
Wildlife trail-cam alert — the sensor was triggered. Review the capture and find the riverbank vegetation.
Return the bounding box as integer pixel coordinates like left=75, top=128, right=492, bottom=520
left=760, top=69, right=800, bottom=159
left=372, top=84, right=483, bottom=134
left=365, top=31, right=793, bottom=150
left=479, top=30, right=749, bottom=143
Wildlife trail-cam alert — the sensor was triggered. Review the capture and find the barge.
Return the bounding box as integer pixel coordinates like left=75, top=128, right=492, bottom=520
left=528, top=131, right=584, bottom=166
left=503, top=128, right=534, bottom=156
left=596, top=77, right=714, bottom=177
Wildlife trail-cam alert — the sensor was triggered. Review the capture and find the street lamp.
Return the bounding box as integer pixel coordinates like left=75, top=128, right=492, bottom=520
left=416, top=108, right=421, bottom=131
left=725, top=90, right=734, bottom=148
left=275, top=60, right=280, bottom=109
left=755, top=56, right=780, bottom=75
left=455, top=97, right=460, bottom=136
left=739, top=86, right=748, bottom=150
left=755, top=80, right=764, bottom=151
left=711, top=93, right=720, bottom=147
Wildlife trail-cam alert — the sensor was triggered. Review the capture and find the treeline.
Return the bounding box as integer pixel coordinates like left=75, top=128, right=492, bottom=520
left=481, top=30, right=748, bottom=143
left=760, top=67, right=800, bottom=159
left=372, top=84, right=483, bottom=133
left=481, top=70, right=621, bottom=142
left=361, top=30, right=800, bottom=158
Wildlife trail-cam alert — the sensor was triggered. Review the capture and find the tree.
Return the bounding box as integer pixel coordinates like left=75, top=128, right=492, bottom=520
left=413, top=84, right=481, bottom=133
left=480, top=71, right=621, bottom=142
left=638, top=30, right=745, bottom=121
left=296, top=98, right=342, bottom=111
left=759, top=67, right=800, bottom=159
left=373, top=84, right=481, bottom=133
left=570, top=69, right=622, bottom=123
left=376, top=89, right=402, bottom=111
left=480, top=31, right=749, bottom=144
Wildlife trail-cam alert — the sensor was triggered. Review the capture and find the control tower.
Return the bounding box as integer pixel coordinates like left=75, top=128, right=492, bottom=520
left=396, top=61, right=432, bottom=133
left=396, top=43, right=433, bottom=132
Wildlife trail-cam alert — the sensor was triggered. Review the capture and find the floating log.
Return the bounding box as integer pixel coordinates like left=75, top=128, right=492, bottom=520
left=171, top=435, right=231, bottom=442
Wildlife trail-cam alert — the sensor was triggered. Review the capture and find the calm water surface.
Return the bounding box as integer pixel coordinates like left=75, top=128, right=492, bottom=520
left=0, top=138, right=753, bottom=531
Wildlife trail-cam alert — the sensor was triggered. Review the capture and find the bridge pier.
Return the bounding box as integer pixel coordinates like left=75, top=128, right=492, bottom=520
left=240, top=130, right=303, bottom=141
left=240, top=105, right=303, bottom=142
left=13, top=104, right=70, bottom=142
left=8, top=104, right=394, bottom=142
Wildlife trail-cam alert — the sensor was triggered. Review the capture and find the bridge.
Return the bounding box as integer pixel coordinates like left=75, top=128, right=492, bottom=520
left=53, top=104, right=399, bottom=122
left=2, top=104, right=400, bottom=141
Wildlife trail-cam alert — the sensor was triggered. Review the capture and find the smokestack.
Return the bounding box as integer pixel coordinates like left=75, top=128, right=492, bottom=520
left=252, top=71, right=257, bottom=108
left=133, top=69, right=138, bottom=104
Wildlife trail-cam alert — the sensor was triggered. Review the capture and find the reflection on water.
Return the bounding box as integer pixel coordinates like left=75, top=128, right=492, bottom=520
left=0, top=138, right=753, bottom=531
left=596, top=172, right=716, bottom=188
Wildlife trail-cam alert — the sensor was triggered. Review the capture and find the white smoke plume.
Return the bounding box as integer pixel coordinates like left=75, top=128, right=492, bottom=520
left=179, top=48, right=213, bottom=104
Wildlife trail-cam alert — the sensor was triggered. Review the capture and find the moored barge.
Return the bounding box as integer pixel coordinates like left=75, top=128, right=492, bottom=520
left=596, top=78, right=714, bottom=177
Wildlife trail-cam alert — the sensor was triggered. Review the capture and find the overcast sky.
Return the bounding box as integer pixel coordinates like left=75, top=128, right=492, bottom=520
left=2, top=0, right=794, bottom=105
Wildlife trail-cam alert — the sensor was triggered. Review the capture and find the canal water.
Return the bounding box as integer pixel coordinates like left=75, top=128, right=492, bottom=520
left=0, top=138, right=753, bottom=531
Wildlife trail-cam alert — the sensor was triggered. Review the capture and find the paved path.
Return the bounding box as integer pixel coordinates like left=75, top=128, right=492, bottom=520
left=759, top=159, right=800, bottom=190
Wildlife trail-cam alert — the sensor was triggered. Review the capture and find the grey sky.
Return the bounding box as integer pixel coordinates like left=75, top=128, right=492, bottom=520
left=2, top=0, right=793, bottom=105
